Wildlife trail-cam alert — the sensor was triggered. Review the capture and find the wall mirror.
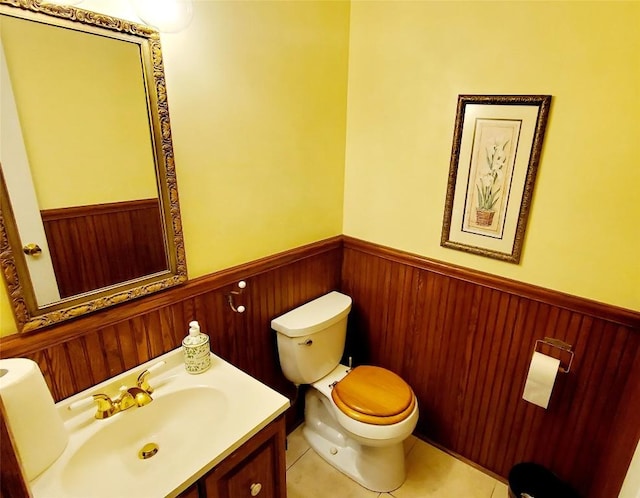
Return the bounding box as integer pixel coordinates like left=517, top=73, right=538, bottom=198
left=0, top=0, right=187, bottom=333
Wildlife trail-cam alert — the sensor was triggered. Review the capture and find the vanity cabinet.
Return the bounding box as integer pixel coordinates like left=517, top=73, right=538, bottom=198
left=178, top=415, right=286, bottom=498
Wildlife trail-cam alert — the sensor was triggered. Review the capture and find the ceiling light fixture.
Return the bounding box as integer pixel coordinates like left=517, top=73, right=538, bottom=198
left=131, top=0, right=193, bottom=34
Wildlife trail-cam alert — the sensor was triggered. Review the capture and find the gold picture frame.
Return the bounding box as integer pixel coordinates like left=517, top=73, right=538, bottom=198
left=441, top=95, right=551, bottom=263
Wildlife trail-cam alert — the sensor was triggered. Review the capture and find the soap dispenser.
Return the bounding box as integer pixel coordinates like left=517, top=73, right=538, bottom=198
left=182, top=320, right=211, bottom=374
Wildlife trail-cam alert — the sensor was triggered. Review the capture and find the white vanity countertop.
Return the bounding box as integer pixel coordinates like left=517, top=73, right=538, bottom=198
left=30, top=348, right=290, bottom=498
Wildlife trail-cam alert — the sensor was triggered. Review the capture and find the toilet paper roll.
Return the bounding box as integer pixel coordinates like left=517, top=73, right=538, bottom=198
left=522, top=351, right=560, bottom=409
left=0, top=358, right=68, bottom=481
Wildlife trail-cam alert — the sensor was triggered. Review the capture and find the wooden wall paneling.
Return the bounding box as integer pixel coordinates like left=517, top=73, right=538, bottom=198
left=133, top=315, right=154, bottom=365
left=83, top=216, right=107, bottom=286
left=24, top=350, right=54, bottom=401
left=141, top=310, right=167, bottom=360
left=341, top=238, right=639, bottom=498
left=549, top=318, right=608, bottom=482
left=65, top=338, right=95, bottom=394
left=3, top=235, right=636, bottom=496
left=429, top=274, right=454, bottom=434
left=0, top=397, right=31, bottom=498
left=574, top=324, right=636, bottom=494
left=254, top=271, right=281, bottom=385
left=207, top=292, right=238, bottom=364
left=476, top=292, right=517, bottom=467
left=570, top=325, right=638, bottom=491
left=351, top=252, right=389, bottom=367
left=0, top=236, right=342, bottom=360
left=1, top=238, right=342, bottom=412
left=396, top=271, right=427, bottom=398
left=383, top=257, right=401, bottom=366
left=44, top=221, right=69, bottom=294
left=436, top=272, right=468, bottom=446
left=41, top=199, right=166, bottom=297
left=129, top=204, right=166, bottom=274
left=154, top=306, right=176, bottom=354
left=105, top=323, right=130, bottom=373
left=589, top=346, right=640, bottom=498
left=82, top=332, right=110, bottom=387
left=244, top=275, right=264, bottom=381
left=456, top=286, right=492, bottom=459
left=343, top=237, right=640, bottom=328
left=46, top=344, right=76, bottom=400
left=475, top=289, right=509, bottom=464
left=481, top=294, right=523, bottom=471
left=547, top=315, right=592, bottom=481
left=376, top=258, right=401, bottom=373
left=170, top=299, right=193, bottom=349
left=499, top=299, right=542, bottom=471
left=442, top=279, right=476, bottom=450
left=219, top=288, right=237, bottom=354
left=401, top=266, right=423, bottom=377
left=407, top=269, right=437, bottom=434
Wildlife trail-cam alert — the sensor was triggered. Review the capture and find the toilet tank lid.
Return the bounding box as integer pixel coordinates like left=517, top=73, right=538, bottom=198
left=271, top=291, right=352, bottom=337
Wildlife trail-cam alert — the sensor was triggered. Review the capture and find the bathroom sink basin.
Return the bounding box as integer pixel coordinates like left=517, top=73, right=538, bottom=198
left=61, top=387, right=227, bottom=498
left=29, top=350, right=290, bottom=498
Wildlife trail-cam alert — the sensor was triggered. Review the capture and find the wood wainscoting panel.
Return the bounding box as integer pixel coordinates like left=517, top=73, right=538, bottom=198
left=1, top=237, right=343, bottom=405
left=0, top=397, right=30, bottom=498
left=2, top=234, right=637, bottom=497
left=341, top=237, right=639, bottom=498
left=0, top=237, right=342, bottom=498
left=41, top=199, right=167, bottom=298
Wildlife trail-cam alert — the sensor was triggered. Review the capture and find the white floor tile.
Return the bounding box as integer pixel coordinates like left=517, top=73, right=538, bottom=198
left=403, top=435, right=418, bottom=456
left=287, top=448, right=380, bottom=498
left=286, top=426, right=502, bottom=498
left=286, top=425, right=310, bottom=470
left=391, top=441, right=497, bottom=498
left=491, top=481, right=509, bottom=498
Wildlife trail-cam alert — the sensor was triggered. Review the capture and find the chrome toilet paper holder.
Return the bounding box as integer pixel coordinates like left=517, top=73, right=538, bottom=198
left=535, top=337, right=574, bottom=373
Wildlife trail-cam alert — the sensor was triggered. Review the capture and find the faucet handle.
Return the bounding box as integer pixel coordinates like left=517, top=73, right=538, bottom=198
left=68, top=393, right=116, bottom=419
left=91, top=394, right=117, bottom=419
left=136, top=360, right=166, bottom=394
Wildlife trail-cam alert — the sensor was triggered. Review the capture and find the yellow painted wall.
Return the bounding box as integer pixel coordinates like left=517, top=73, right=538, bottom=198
left=3, top=0, right=638, bottom=336
left=343, top=1, right=640, bottom=311
left=161, top=1, right=350, bottom=277
left=0, top=1, right=350, bottom=335
left=1, top=16, right=157, bottom=208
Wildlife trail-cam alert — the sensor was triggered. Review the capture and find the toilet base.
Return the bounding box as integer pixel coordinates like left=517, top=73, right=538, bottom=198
left=303, top=389, right=407, bottom=492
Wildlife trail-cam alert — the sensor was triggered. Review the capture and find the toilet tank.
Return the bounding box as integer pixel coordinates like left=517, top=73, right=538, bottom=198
left=271, top=291, right=352, bottom=385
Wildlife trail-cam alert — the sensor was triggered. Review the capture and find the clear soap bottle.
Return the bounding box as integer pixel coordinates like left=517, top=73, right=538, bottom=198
left=182, top=320, right=211, bottom=374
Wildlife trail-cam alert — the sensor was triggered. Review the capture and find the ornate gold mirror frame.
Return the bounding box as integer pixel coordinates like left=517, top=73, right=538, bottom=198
left=0, top=0, right=187, bottom=333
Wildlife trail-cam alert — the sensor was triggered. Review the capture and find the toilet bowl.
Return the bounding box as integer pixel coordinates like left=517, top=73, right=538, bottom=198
left=271, top=291, right=418, bottom=492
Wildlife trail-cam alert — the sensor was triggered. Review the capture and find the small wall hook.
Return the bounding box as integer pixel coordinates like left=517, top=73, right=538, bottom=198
left=227, top=281, right=247, bottom=313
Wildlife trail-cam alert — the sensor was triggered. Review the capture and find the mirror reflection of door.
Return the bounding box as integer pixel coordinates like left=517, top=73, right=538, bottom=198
left=0, top=14, right=168, bottom=305
left=1, top=40, right=60, bottom=305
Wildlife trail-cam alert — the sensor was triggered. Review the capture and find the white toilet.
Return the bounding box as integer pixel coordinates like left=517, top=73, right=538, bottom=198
left=271, top=291, right=418, bottom=492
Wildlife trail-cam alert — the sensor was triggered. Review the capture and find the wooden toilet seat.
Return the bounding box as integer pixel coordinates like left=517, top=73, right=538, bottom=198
left=331, top=365, right=415, bottom=426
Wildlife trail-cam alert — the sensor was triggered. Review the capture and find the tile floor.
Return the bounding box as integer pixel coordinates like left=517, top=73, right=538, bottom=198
left=285, top=425, right=509, bottom=498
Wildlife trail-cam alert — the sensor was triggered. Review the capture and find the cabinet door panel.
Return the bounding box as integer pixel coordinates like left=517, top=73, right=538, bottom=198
left=217, top=442, right=275, bottom=498
left=176, top=481, right=199, bottom=498
left=190, top=417, right=286, bottom=498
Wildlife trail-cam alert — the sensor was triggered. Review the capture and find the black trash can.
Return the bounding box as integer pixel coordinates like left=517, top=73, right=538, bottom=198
left=508, top=463, right=580, bottom=498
